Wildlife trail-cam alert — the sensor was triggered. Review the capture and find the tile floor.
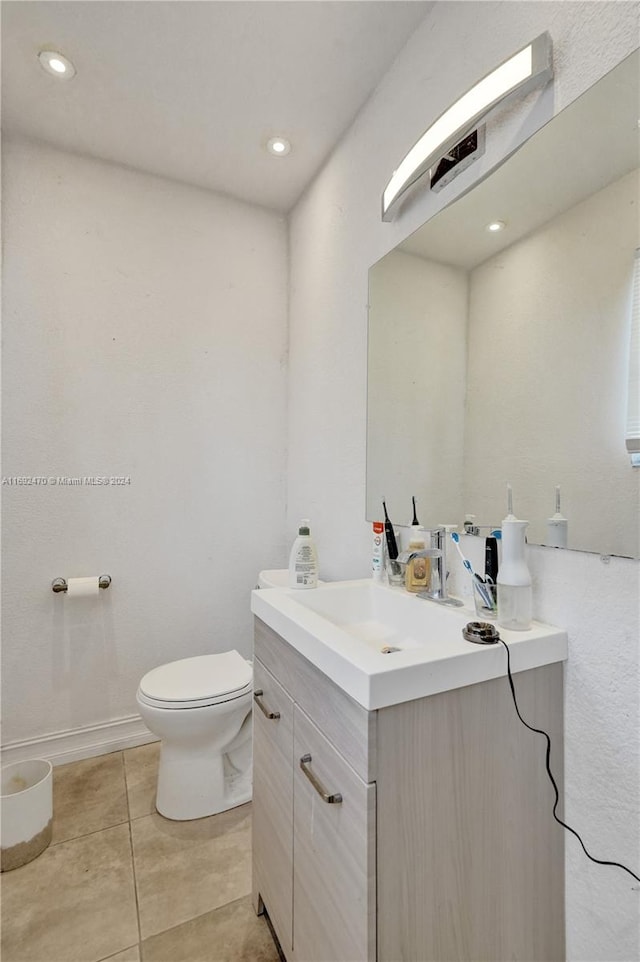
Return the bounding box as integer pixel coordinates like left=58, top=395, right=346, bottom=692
left=1, top=744, right=281, bottom=962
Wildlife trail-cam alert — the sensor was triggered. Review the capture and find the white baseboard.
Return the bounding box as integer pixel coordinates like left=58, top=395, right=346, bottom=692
left=1, top=715, right=159, bottom=768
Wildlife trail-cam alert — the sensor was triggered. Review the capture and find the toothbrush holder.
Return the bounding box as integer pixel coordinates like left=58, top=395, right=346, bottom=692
left=472, top=579, right=498, bottom=620
left=385, top=558, right=406, bottom=587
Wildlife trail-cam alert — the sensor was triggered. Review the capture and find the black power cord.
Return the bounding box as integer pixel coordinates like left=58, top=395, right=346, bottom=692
left=497, top=636, right=640, bottom=885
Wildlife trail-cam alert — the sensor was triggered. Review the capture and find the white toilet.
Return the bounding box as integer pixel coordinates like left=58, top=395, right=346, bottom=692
left=136, top=650, right=253, bottom=821
left=137, top=570, right=295, bottom=821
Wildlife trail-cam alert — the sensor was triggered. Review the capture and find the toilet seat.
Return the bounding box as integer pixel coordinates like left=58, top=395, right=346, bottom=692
left=138, top=651, right=252, bottom=710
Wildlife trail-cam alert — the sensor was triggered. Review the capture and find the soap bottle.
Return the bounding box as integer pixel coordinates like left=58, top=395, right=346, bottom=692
left=288, top=519, right=319, bottom=589
left=405, top=525, right=430, bottom=593
left=497, top=517, right=532, bottom=630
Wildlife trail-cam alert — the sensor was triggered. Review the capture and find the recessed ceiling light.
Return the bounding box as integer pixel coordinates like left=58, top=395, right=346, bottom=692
left=267, top=137, right=291, bottom=157
left=486, top=220, right=506, bottom=232
left=38, top=50, right=76, bottom=79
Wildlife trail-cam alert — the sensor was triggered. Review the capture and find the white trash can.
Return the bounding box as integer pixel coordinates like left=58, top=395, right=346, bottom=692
left=1, top=759, right=53, bottom=872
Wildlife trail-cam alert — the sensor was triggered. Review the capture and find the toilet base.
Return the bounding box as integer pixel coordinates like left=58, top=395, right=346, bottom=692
left=155, top=742, right=252, bottom=821
left=156, top=781, right=252, bottom=821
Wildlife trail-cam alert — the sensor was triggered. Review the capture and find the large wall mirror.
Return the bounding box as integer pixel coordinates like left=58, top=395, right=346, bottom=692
left=367, top=50, right=639, bottom=559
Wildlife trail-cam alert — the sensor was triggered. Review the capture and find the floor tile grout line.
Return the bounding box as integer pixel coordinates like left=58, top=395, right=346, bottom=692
left=122, top=751, right=145, bottom=952
left=96, top=943, right=141, bottom=962
left=130, top=809, right=157, bottom=822
left=128, top=818, right=144, bottom=948
left=139, top=893, right=263, bottom=949
left=50, top=818, right=131, bottom=849
left=122, top=748, right=132, bottom=823
left=123, top=742, right=160, bottom=823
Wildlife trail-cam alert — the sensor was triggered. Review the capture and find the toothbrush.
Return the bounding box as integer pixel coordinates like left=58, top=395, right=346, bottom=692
left=382, top=498, right=399, bottom=560
left=451, top=532, right=495, bottom=609
left=505, top=482, right=516, bottom=520
left=550, top=485, right=567, bottom=523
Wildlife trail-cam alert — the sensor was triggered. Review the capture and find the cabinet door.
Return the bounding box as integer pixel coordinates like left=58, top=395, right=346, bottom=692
left=293, top=705, right=376, bottom=962
left=252, top=658, right=294, bottom=956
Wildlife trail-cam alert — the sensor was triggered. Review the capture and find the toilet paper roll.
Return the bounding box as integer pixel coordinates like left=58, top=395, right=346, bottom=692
left=66, top=577, right=100, bottom=598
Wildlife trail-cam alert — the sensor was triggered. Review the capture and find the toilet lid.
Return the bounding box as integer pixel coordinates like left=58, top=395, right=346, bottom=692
left=139, top=651, right=251, bottom=703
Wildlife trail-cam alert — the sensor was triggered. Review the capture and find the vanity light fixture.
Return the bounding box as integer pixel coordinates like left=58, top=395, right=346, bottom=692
left=38, top=50, right=76, bottom=79
left=267, top=137, right=291, bottom=156
left=486, top=220, right=506, bottom=232
left=382, top=32, right=553, bottom=221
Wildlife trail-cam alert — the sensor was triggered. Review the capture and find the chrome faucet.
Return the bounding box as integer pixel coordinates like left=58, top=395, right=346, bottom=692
left=397, top=526, right=464, bottom=607
left=423, top=527, right=464, bottom=606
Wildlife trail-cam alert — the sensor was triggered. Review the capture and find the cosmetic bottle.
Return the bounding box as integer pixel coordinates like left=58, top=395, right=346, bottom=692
left=405, top=525, right=430, bottom=593
left=497, top=518, right=532, bottom=630
left=372, top=521, right=385, bottom=581
left=288, top=519, right=318, bottom=589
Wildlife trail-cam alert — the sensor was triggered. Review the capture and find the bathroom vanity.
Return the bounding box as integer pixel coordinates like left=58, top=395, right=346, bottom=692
left=251, top=581, right=567, bottom=962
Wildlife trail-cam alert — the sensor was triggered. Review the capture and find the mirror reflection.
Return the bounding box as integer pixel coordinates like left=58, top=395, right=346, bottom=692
left=367, top=51, right=639, bottom=559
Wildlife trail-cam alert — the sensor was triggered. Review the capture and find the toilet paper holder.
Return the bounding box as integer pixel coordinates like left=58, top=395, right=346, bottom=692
left=51, top=575, right=112, bottom=593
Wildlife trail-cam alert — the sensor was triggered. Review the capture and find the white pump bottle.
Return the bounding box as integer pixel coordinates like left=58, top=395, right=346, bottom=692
left=288, top=519, right=319, bottom=589
left=497, top=517, right=532, bottom=630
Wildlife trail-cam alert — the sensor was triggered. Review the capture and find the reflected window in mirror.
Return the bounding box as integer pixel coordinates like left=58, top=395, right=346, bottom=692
left=626, top=249, right=640, bottom=463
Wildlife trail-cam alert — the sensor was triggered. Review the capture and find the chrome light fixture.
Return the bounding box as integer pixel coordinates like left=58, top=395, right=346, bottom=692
left=382, top=33, right=553, bottom=221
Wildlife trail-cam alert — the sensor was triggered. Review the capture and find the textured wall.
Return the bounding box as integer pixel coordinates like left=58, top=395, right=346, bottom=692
left=2, top=138, right=288, bottom=744
left=288, top=2, right=639, bottom=959
left=367, top=249, right=467, bottom=526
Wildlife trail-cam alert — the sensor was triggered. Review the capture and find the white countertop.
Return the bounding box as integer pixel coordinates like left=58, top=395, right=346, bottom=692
left=251, top=579, right=568, bottom=710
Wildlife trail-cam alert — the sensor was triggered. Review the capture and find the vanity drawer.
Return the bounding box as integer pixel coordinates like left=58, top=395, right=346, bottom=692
left=254, top=617, right=377, bottom=782
left=292, top=705, right=376, bottom=962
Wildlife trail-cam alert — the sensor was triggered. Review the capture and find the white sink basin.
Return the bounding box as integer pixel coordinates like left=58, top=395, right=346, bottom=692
left=251, top=579, right=568, bottom=710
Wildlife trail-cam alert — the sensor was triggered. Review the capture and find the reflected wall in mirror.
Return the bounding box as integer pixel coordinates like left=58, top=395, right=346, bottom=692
left=367, top=50, right=640, bottom=559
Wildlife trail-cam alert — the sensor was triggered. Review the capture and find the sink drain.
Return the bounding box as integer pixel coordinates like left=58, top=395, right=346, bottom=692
left=381, top=645, right=401, bottom=654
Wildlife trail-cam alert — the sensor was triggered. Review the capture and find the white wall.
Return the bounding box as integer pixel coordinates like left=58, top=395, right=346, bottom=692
left=2, top=138, right=288, bottom=749
left=367, top=250, right=467, bottom=526
left=288, top=3, right=639, bottom=960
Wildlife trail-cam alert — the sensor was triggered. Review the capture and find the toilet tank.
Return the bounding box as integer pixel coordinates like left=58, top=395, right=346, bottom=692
left=257, top=569, right=289, bottom=589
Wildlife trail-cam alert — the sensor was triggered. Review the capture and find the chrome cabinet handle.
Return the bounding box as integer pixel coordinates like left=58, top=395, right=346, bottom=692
left=253, top=690, right=280, bottom=720
left=299, top=753, right=343, bottom=804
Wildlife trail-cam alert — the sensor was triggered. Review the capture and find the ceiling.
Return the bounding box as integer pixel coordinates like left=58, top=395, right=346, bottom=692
left=2, top=0, right=431, bottom=212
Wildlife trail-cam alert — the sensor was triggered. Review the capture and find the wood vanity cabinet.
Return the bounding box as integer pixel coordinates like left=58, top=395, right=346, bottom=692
left=252, top=617, right=565, bottom=962
left=252, top=619, right=376, bottom=962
